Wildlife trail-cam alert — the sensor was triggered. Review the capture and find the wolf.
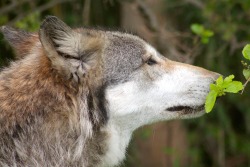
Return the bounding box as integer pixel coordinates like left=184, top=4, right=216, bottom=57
left=0, top=16, right=219, bottom=167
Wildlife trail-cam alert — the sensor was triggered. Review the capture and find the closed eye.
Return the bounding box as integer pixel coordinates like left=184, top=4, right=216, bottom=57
left=146, top=58, right=157, bottom=65
left=57, top=51, right=80, bottom=60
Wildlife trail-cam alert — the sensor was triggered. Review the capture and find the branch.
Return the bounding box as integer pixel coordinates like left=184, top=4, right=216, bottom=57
left=7, top=0, right=72, bottom=26
left=136, top=0, right=158, bottom=32
left=185, top=0, right=204, bottom=9
left=0, top=0, right=32, bottom=15
left=230, top=36, right=248, bottom=55
left=82, top=0, right=91, bottom=25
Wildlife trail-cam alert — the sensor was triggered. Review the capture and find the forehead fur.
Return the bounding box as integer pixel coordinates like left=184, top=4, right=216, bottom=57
left=73, top=28, right=147, bottom=85
left=101, top=31, right=146, bottom=85
left=2, top=22, right=148, bottom=87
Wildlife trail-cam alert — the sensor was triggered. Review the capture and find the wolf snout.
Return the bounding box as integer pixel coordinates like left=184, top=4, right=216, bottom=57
left=211, top=72, right=221, bottom=81
left=200, top=69, right=221, bottom=83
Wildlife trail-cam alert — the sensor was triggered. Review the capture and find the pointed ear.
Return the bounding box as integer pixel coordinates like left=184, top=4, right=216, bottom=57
left=39, top=16, right=102, bottom=82
left=0, top=26, right=39, bottom=59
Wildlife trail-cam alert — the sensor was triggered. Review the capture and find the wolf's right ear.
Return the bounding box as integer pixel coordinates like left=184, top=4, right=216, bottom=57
left=39, top=16, right=102, bottom=81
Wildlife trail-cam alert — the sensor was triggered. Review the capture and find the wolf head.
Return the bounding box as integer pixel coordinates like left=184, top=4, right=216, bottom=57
left=1, top=16, right=219, bottom=131
left=0, top=16, right=220, bottom=167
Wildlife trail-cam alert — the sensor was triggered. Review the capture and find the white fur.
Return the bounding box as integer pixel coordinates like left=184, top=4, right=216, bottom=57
left=101, top=44, right=215, bottom=166
left=99, top=125, right=131, bottom=167
left=0, top=17, right=219, bottom=167
left=54, top=32, right=81, bottom=58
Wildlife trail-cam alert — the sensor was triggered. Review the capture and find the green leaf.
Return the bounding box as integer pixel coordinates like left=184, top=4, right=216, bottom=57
left=205, top=74, right=243, bottom=113
left=210, top=83, right=218, bottom=91
left=224, top=75, right=234, bottom=83
left=242, top=44, right=250, bottom=60
left=205, top=90, right=218, bottom=113
left=201, top=37, right=209, bottom=44
left=222, top=75, right=235, bottom=88
left=224, top=81, right=243, bottom=93
left=0, top=16, right=8, bottom=25
left=216, top=76, right=224, bottom=85
left=190, top=23, right=214, bottom=45
left=202, top=30, right=214, bottom=37
left=243, top=69, right=250, bottom=80
left=191, top=24, right=204, bottom=35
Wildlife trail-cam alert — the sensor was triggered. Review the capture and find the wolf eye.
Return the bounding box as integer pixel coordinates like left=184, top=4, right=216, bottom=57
left=146, top=58, right=157, bottom=65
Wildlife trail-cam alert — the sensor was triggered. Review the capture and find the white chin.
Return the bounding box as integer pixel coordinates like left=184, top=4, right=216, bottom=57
left=179, top=109, right=205, bottom=119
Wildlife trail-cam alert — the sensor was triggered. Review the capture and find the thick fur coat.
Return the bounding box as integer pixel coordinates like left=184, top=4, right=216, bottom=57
left=0, top=16, right=219, bottom=167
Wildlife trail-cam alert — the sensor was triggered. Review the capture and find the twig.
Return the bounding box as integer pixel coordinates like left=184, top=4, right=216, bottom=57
left=185, top=36, right=201, bottom=62
left=0, top=0, right=32, bottom=15
left=185, top=0, right=204, bottom=9
left=82, top=0, right=91, bottom=25
left=7, top=0, right=72, bottom=26
left=241, top=77, right=250, bottom=94
left=136, top=0, right=158, bottom=32
left=230, top=36, right=249, bottom=55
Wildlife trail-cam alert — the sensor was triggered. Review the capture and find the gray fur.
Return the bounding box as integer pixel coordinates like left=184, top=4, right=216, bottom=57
left=0, top=16, right=219, bottom=167
left=103, top=34, right=145, bottom=84
left=0, top=16, right=148, bottom=167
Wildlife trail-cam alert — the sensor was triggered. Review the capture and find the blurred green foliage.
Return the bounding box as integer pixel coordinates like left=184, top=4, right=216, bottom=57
left=166, top=0, right=250, bottom=166
left=0, top=0, right=250, bottom=166
left=15, top=12, right=40, bottom=31
left=191, top=23, right=214, bottom=44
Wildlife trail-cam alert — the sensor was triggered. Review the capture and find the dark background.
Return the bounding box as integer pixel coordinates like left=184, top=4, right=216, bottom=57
left=0, top=0, right=250, bottom=166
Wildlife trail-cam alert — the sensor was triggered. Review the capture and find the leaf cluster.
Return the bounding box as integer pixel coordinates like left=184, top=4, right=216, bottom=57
left=205, top=75, right=243, bottom=113
left=205, top=44, right=250, bottom=113
left=190, top=23, right=214, bottom=44
left=242, top=44, right=250, bottom=80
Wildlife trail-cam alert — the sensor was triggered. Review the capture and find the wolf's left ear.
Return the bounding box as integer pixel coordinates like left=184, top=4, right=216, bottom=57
left=1, top=26, right=39, bottom=59
left=39, top=16, right=102, bottom=81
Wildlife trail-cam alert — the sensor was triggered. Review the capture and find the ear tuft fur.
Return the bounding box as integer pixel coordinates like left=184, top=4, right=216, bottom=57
left=40, top=16, right=73, bottom=44
left=39, top=16, right=81, bottom=58
left=1, top=26, right=39, bottom=59
left=39, top=16, right=102, bottom=84
left=1, top=26, right=32, bottom=46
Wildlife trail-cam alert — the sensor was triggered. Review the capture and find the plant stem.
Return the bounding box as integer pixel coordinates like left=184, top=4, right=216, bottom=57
left=241, top=78, right=250, bottom=94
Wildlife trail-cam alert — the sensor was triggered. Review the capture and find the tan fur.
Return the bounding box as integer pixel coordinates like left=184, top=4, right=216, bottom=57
left=0, top=16, right=219, bottom=167
left=0, top=47, right=108, bottom=167
left=17, top=35, right=39, bottom=58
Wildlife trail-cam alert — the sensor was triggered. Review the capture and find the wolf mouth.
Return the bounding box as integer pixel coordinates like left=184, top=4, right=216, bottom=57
left=167, top=105, right=204, bottom=112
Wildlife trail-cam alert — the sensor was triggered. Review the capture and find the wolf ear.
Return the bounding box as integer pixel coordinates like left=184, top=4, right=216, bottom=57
left=0, top=26, right=39, bottom=59
left=39, top=16, right=101, bottom=82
